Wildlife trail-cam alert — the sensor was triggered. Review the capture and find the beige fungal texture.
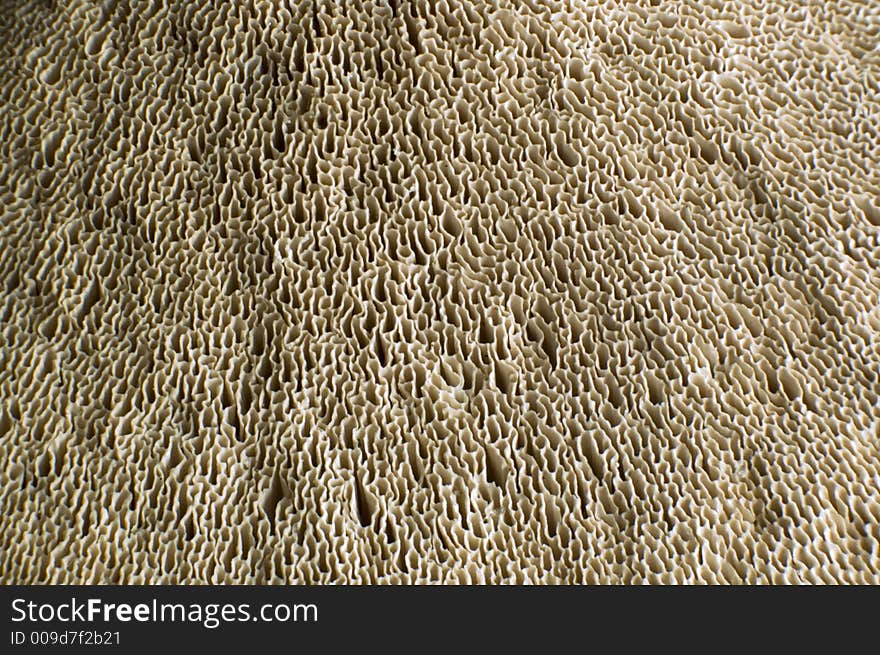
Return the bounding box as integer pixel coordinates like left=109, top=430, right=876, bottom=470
left=1, top=0, right=880, bottom=584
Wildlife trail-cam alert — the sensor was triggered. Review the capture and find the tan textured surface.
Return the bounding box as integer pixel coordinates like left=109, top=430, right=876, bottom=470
left=1, top=0, right=879, bottom=583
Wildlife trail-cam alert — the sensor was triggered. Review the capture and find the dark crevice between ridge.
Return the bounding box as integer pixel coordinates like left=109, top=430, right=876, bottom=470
left=354, top=475, right=373, bottom=528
